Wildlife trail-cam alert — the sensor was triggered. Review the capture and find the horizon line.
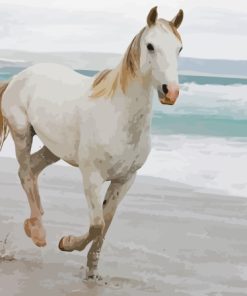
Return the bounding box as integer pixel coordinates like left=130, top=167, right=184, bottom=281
left=0, top=49, right=246, bottom=63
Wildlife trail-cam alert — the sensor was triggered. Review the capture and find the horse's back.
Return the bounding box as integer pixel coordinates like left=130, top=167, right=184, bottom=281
left=27, top=63, right=89, bottom=90
left=2, top=63, right=91, bottom=113
left=23, top=63, right=86, bottom=82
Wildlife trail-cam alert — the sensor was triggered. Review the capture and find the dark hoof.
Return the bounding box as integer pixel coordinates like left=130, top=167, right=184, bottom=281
left=87, top=274, right=103, bottom=281
left=58, top=236, right=65, bottom=251
left=58, top=236, right=73, bottom=252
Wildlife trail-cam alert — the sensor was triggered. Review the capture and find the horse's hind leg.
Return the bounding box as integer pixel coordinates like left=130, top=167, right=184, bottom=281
left=22, top=145, right=59, bottom=244
left=7, top=116, right=47, bottom=247
left=30, top=146, right=60, bottom=214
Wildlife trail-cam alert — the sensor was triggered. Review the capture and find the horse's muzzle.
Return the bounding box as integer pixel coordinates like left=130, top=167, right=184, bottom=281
left=158, top=83, right=179, bottom=105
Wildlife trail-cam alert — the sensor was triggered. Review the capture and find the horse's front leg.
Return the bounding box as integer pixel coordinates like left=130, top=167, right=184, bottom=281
left=86, top=173, right=136, bottom=279
left=59, top=167, right=105, bottom=252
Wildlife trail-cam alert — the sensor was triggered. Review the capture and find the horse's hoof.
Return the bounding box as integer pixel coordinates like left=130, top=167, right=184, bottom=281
left=34, top=239, right=47, bottom=247
left=86, top=270, right=103, bottom=281
left=58, top=236, right=73, bottom=252
left=58, top=236, right=65, bottom=251
left=24, top=218, right=47, bottom=248
left=87, top=274, right=103, bottom=281
left=24, top=219, right=31, bottom=238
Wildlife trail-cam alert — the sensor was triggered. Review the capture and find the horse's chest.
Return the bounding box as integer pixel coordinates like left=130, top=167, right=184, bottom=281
left=80, top=95, right=152, bottom=179
left=103, top=130, right=151, bottom=179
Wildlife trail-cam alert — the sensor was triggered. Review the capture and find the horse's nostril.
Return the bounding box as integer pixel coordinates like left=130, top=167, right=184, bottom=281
left=162, top=84, right=168, bottom=95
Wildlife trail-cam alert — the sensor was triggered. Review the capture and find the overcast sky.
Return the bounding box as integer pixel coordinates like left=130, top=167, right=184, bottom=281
left=0, top=0, right=246, bottom=60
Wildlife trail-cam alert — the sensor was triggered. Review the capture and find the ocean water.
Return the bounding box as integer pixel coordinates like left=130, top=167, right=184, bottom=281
left=1, top=67, right=247, bottom=197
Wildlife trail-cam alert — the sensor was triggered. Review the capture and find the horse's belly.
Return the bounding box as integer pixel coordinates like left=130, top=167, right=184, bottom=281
left=33, top=123, right=79, bottom=166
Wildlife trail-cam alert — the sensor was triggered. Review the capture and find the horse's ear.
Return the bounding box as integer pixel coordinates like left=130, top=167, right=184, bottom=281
left=171, top=9, right=184, bottom=29
left=147, top=6, right=158, bottom=27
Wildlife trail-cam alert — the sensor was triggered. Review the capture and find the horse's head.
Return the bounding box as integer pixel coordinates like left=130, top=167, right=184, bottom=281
left=140, top=7, right=184, bottom=105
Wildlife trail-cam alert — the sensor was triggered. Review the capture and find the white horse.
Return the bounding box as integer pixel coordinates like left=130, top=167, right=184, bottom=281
left=0, top=7, right=183, bottom=279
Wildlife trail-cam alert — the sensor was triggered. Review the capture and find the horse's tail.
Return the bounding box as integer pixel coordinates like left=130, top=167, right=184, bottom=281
left=0, top=82, right=9, bottom=150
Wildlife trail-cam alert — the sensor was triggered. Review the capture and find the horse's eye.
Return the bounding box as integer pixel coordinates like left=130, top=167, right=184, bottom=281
left=179, top=47, right=183, bottom=53
left=147, top=43, right=154, bottom=51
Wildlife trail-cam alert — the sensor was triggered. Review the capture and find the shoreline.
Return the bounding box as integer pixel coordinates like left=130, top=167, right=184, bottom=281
left=1, top=130, right=247, bottom=199
left=1, top=142, right=246, bottom=200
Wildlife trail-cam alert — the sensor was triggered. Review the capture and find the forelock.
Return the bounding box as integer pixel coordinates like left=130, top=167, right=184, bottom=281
left=157, top=19, right=182, bottom=42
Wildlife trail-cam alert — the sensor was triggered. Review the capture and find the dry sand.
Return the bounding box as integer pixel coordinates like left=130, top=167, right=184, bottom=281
left=1, top=157, right=247, bottom=296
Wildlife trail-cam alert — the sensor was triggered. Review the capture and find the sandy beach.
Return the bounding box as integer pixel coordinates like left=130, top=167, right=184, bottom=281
left=1, top=156, right=247, bottom=296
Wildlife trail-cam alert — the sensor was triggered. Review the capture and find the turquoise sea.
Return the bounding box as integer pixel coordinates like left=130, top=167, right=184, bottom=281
left=1, top=67, right=247, bottom=138
left=1, top=66, right=247, bottom=196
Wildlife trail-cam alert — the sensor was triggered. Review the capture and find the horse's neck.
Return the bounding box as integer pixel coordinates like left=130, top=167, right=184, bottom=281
left=112, top=74, right=153, bottom=136
left=119, top=74, right=153, bottom=117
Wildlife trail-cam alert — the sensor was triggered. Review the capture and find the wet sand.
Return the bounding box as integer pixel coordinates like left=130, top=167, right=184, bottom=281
left=1, top=157, right=247, bottom=296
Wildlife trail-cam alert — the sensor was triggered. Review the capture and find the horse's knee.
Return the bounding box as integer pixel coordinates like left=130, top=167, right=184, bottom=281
left=89, top=221, right=105, bottom=238
left=18, top=166, right=26, bottom=183
left=18, top=166, right=33, bottom=184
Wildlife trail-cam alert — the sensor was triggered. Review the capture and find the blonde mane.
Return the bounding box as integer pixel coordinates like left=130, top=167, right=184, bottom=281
left=91, top=28, right=145, bottom=98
